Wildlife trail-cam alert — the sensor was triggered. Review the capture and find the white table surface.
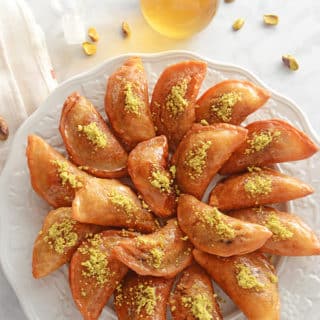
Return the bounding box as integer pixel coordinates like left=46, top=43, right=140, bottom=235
left=1, top=0, right=319, bottom=319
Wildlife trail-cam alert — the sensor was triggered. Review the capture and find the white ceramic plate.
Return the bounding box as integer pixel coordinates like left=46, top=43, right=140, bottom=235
left=0, top=51, right=319, bottom=320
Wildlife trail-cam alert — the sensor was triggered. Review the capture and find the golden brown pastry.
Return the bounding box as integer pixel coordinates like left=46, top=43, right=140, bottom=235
left=170, top=264, right=222, bottom=320
left=32, top=207, right=102, bottom=279
left=112, top=219, right=193, bottom=278
left=105, top=56, right=155, bottom=150
left=150, top=60, right=207, bottom=150
left=209, top=167, right=314, bottom=211
left=59, top=92, right=128, bottom=178
left=194, top=250, right=280, bottom=320
left=69, top=230, right=136, bottom=320
left=26, top=134, right=89, bottom=207
left=195, top=79, right=270, bottom=125
left=128, top=135, right=176, bottom=218
left=72, top=177, right=158, bottom=233
left=177, top=194, right=272, bottom=256
left=220, top=119, right=319, bottom=174
left=114, top=273, right=174, bottom=320
left=171, top=123, right=247, bottom=199
left=229, top=206, right=320, bottom=256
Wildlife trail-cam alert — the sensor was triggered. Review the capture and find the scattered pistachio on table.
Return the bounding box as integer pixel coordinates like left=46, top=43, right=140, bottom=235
left=263, top=15, right=279, bottom=26
left=122, top=21, right=131, bottom=38
left=232, top=18, right=245, bottom=31
left=282, top=55, right=299, bottom=71
left=82, top=42, right=97, bottom=56
left=88, top=27, right=99, bottom=42
left=225, top=0, right=235, bottom=3
left=0, top=117, right=9, bottom=141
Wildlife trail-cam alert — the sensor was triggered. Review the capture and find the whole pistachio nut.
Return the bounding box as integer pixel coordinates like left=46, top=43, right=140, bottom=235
left=122, top=21, right=131, bottom=38
left=263, top=15, right=279, bottom=25
left=282, top=55, right=299, bottom=71
left=88, top=27, right=99, bottom=42
left=0, top=117, right=9, bottom=141
left=233, top=18, right=245, bottom=31
left=82, top=42, right=97, bottom=56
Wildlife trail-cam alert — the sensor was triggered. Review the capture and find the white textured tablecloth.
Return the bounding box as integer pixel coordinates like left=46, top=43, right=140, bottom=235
left=1, top=0, right=320, bottom=319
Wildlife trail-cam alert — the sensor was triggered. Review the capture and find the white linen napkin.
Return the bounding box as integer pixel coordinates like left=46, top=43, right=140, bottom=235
left=0, top=0, right=57, bottom=173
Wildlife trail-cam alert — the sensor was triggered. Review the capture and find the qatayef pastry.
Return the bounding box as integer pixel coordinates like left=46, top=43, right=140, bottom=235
left=32, top=207, right=102, bottom=279
left=128, top=135, right=176, bottom=218
left=220, top=119, right=318, bottom=174
left=171, top=123, right=247, bottom=199
left=26, top=134, right=89, bottom=207
left=229, top=206, right=320, bottom=256
left=114, top=273, right=173, bottom=320
left=105, top=56, right=155, bottom=150
left=112, top=219, right=193, bottom=278
left=177, top=194, right=272, bottom=257
left=194, top=250, right=280, bottom=320
left=170, top=264, right=222, bottom=320
left=195, top=79, right=270, bottom=125
left=59, top=92, right=128, bottom=178
left=209, top=167, right=314, bottom=211
left=72, top=177, right=158, bottom=233
left=69, top=230, right=137, bottom=320
left=150, top=60, right=207, bottom=150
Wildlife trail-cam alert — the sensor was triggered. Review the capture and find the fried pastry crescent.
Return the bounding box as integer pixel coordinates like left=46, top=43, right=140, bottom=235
left=209, top=167, right=314, bottom=210
left=112, top=219, right=193, bottom=278
left=171, top=123, right=247, bottom=199
left=69, top=230, right=136, bottom=320
left=150, top=60, right=207, bottom=150
left=229, top=206, right=320, bottom=256
left=194, top=250, right=280, bottom=320
left=72, top=177, right=158, bottom=233
left=32, top=207, right=102, bottom=278
left=220, top=119, right=319, bottom=174
left=105, top=56, right=155, bottom=150
left=26, top=134, right=89, bottom=207
left=195, top=79, right=270, bottom=125
left=128, top=135, right=176, bottom=218
left=170, top=264, right=222, bottom=320
left=59, top=92, right=128, bottom=178
left=177, top=194, right=272, bottom=256
left=114, top=273, right=173, bottom=320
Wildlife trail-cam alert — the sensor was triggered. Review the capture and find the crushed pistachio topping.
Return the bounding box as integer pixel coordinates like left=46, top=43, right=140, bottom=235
left=182, top=293, right=213, bottom=320
left=185, top=141, right=212, bottom=179
left=44, top=218, right=78, bottom=254
left=108, top=190, right=137, bottom=214
left=269, top=273, right=278, bottom=284
left=135, top=284, right=157, bottom=316
left=80, top=234, right=110, bottom=287
left=245, top=130, right=281, bottom=154
left=200, top=119, right=209, bottom=126
left=169, top=165, right=177, bottom=178
left=166, top=79, right=189, bottom=117
left=78, top=122, right=107, bottom=148
left=265, top=214, right=293, bottom=240
left=211, top=91, right=241, bottom=122
left=147, top=248, right=165, bottom=269
left=51, top=160, right=82, bottom=188
left=244, top=173, right=272, bottom=198
left=115, top=283, right=123, bottom=306
left=124, top=82, right=143, bottom=115
left=235, top=263, right=265, bottom=291
left=81, top=289, right=87, bottom=297
left=197, top=208, right=235, bottom=240
left=150, top=169, right=172, bottom=193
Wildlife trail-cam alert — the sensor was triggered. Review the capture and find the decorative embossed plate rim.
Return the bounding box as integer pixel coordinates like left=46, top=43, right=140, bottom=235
left=0, top=51, right=319, bottom=320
